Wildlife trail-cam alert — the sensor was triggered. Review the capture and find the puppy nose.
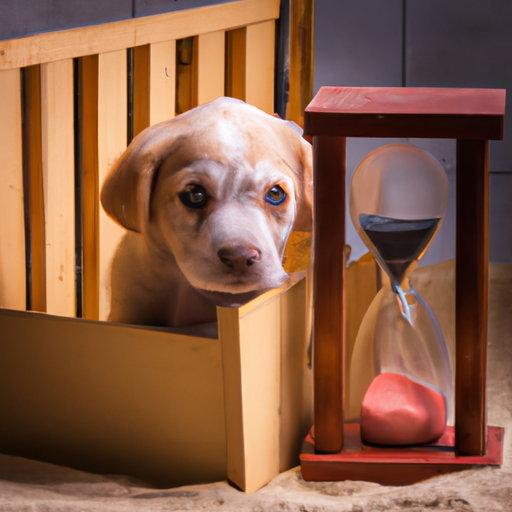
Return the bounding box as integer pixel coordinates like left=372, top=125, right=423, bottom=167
left=217, top=245, right=261, bottom=272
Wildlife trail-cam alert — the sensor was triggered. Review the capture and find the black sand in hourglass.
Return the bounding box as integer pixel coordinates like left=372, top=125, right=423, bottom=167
left=359, top=214, right=440, bottom=284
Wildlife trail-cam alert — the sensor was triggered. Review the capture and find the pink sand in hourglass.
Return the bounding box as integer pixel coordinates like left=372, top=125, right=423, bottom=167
left=360, top=372, right=446, bottom=446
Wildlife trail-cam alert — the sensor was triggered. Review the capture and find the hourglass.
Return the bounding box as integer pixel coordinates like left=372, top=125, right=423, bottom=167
left=349, top=144, right=453, bottom=446
left=300, top=86, right=505, bottom=484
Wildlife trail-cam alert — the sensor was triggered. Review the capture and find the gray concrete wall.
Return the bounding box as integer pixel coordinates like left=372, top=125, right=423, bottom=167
left=314, top=0, right=512, bottom=264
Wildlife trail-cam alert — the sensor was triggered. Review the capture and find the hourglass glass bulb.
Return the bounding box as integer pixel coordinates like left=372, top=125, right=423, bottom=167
left=350, top=144, right=449, bottom=287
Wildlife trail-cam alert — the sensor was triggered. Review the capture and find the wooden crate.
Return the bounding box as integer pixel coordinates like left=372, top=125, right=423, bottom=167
left=0, top=0, right=313, bottom=493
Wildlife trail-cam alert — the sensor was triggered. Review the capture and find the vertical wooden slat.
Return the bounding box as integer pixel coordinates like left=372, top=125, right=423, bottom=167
left=81, top=55, right=100, bottom=320
left=194, top=31, right=225, bottom=106
left=245, top=21, right=275, bottom=113
left=40, top=59, right=75, bottom=317
left=81, top=52, right=127, bottom=321
left=0, top=69, right=26, bottom=310
left=313, top=135, right=346, bottom=453
left=98, top=50, right=128, bottom=321
left=455, top=139, right=489, bottom=456
left=225, top=28, right=246, bottom=101
left=23, top=66, right=46, bottom=312
left=133, top=41, right=176, bottom=137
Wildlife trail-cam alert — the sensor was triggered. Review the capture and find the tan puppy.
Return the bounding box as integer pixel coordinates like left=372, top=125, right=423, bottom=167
left=101, top=97, right=312, bottom=327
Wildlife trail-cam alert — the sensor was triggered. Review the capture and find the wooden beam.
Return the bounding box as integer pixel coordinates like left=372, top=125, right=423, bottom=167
left=455, top=139, right=489, bottom=456
left=0, top=69, right=25, bottom=310
left=312, top=135, right=346, bottom=453
left=0, top=0, right=280, bottom=71
left=194, top=31, right=225, bottom=106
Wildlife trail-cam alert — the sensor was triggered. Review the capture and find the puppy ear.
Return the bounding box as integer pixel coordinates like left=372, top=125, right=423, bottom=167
left=291, top=137, right=313, bottom=233
left=100, top=123, right=172, bottom=233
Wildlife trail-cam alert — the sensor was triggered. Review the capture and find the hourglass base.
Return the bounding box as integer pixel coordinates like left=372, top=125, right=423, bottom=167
left=300, top=424, right=504, bottom=485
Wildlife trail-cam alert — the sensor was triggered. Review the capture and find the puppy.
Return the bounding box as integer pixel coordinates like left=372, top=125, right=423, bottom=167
left=101, top=97, right=312, bottom=327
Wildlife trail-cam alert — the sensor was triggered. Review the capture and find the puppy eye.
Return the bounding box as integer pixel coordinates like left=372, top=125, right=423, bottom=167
left=179, top=185, right=208, bottom=209
left=265, top=185, right=287, bottom=207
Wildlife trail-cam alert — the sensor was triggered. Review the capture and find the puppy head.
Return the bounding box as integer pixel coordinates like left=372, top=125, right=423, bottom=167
left=101, top=97, right=312, bottom=306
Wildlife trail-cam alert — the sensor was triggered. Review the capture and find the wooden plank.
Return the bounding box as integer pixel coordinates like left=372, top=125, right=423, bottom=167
left=133, top=41, right=175, bottom=137
left=0, top=0, right=280, bottom=70
left=312, top=135, right=346, bottom=453
left=22, top=65, right=46, bottom=312
left=455, top=139, right=489, bottom=456
left=0, top=308, right=226, bottom=487
left=80, top=55, right=100, bottom=320
left=245, top=20, right=275, bottom=113
left=226, top=27, right=246, bottom=101
left=279, top=277, right=313, bottom=472
left=304, top=87, right=506, bottom=140
left=0, top=69, right=26, bottom=310
left=97, top=51, right=129, bottom=321
left=218, top=295, right=282, bottom=493
left=194, top=31, right=225, bottom=106
left=40, top=59, right=76, bottom=317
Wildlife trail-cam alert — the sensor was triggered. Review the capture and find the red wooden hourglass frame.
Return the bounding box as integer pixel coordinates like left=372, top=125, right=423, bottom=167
left=300, top=86, right=505, bottom=484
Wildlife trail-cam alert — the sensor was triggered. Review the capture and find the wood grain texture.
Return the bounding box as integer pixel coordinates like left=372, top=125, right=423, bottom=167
left=40, top=59, right=76, bottom=317
left=0, top=0, right=279, bottom=70
left=312, top=136, right=346, bottom=453
left=0, top=69, right=26, bottom=310
left=23, top=65, right=46, bottom=312
left=80, top=56, right=100, bottom=320
left=455, top=139, right=489, bottom=456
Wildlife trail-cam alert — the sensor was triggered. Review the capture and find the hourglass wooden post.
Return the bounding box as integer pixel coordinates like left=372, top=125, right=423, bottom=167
left=300, top=87, right=506, bottom=484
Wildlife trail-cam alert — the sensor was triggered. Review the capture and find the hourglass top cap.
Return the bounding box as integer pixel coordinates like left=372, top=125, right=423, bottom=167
left=350, top=144, right=449, bottom=233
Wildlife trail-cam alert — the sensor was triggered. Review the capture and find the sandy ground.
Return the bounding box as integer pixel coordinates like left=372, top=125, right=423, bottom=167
left=0, top=263, right=511, bottom=511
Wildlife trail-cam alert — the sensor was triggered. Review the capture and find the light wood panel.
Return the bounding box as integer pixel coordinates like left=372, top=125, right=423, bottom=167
left=133, top=41, right=176, bottom=137
left=40, top=59, right=76, bottom=317
left=218, top=276, right=313, bottom=493
left=219, top=295, right=282, bottom=493
left=0, top=0, right=279, bottom=71
left=0, top=308, right=226, bottom=487
left=245, top=20, right=275, bottom=113
left=0, top=69, right=25, bottom=310
left=98, top=51, right=129, bottom=321
left=194, top=31, right=225, bottom=106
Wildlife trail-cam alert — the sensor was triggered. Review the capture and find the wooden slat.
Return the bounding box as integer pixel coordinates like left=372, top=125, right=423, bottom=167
left=98, top=51, right=129, bottom=321
left=23, top=66, right=46, bottom=312
left=40, top=59, right=75, bottom=317
left=0, top=69, right=26, bottom=310
left=194, top=31, right=225, bottom=106
left=133, top=41, right=176, bottom=137
left=455, top=139, right=489, bottom=456
left=0, top=0, right=280, bottom=71
left=312, top=135, right=346, bottom=453
left=81, top=56, right=100, bottom=320
left=225, top=27, right=246, bottom=102
left=245, top=20, right=275, bottom=113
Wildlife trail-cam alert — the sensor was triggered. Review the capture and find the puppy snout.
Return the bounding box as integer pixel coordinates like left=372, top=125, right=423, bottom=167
left=217, top=245, right=261, bottom=272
